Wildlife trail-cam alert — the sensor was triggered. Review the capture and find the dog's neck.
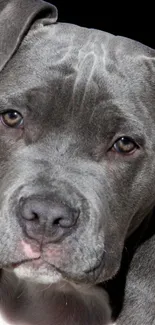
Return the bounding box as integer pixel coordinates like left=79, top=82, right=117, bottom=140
left=0, top=270, right=112, bottom=325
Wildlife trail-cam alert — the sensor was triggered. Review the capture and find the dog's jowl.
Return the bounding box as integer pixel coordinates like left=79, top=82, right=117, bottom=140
left=0, top=0, right=155, bottom=324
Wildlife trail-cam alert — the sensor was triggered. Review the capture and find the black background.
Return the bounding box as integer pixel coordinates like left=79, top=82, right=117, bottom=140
left=50, top=1, right=155, bottom=49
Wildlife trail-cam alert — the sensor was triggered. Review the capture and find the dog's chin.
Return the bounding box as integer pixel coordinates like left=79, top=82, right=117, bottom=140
left=13, top=261, right=63, bottom=284
left=12, top=258, right=103, bottom=285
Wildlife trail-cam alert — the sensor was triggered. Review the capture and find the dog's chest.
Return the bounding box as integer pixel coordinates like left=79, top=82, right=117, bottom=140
left=0, top=314, right=9, bottom=325
left=0, top=307, right=116, bottom=325
left=0, top=311, right=116, bottom=325
left=0, top=313, right=9, bottom=325
left=0, top=312, right=18, bottom=325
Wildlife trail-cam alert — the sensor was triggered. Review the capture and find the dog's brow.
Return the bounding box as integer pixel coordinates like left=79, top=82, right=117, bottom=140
left=88, top=102, right=146, bottom=141
left=0, top=96, right=32, bottom=113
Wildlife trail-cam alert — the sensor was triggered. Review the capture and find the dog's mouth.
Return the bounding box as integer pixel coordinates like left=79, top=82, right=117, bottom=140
left=11, top=260, right=38, bottom=269
left=8, top=252, right=105, bottom=285
left=5, top=257, right=41, bottom=270
left=4, top=238, right=106, bottom=284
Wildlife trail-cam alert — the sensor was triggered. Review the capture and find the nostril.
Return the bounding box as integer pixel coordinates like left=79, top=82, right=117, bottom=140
left=22, top=210, right=40, bottom=222
left=57, top=208, right=80, bottom=228
left=53, top=217, right=62, bottom=226
left=19, top=198, right=40, bottom=222
left=31, top=211, right=39, bottom=221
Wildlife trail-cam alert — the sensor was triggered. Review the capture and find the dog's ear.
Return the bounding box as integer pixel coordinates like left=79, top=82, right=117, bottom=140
left=0, top=0, right=58, bottom=72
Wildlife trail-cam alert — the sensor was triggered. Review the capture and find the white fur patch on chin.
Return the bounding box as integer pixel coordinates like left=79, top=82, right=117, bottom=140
left=13, top=263, right=62, bottom=284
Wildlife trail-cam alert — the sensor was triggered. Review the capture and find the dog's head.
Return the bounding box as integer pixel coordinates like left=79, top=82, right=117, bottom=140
left=0, top=0, right=155, bottom=285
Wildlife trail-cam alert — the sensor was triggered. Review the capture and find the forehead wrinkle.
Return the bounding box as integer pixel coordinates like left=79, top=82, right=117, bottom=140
left=0, top=24, right=111, bottom=111
left=83, top=100, right=147, bottom=142
left=0, top=23, right=153, bottom=136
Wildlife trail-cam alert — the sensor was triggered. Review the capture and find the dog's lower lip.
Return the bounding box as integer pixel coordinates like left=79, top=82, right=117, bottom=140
left=11, top=262, right=22, bottom=268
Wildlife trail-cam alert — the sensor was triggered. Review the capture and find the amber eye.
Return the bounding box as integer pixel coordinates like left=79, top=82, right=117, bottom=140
left=113, top=137, right=137, bottom=154
left=1, top=110, right=23, bottom=128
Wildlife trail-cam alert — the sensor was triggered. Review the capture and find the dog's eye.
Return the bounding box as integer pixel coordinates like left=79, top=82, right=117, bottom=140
left=112, top=137, right=138, bottom=154
left=1, top=110, right=23, bottom=128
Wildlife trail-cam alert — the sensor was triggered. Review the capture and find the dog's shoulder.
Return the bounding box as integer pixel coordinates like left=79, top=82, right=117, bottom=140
left=117, top=234, right=155, bottom=324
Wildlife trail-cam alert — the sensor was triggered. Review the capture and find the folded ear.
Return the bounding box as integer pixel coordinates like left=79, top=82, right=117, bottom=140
left=0, top=0, right=58, bottom=72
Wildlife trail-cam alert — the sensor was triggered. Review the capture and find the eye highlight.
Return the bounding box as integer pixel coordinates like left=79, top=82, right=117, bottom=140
left=0, top=110, right=23, bottom=128
left=112, top=137, right=138, bottom=154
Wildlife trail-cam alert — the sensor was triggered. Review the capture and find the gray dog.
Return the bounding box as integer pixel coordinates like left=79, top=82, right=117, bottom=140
left=0, top=0, right=155, bottom=324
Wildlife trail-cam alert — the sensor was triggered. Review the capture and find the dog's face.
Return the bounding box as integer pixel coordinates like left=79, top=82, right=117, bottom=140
left=0, top=22, right=155, bottom=285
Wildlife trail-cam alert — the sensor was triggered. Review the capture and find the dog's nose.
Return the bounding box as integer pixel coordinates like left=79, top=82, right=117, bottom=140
left=18, top=197, right=79, bottom=242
